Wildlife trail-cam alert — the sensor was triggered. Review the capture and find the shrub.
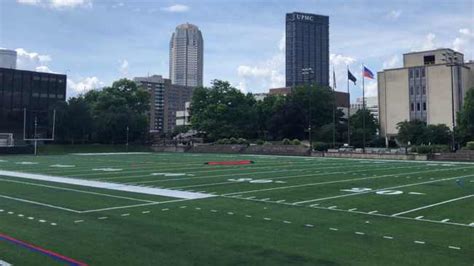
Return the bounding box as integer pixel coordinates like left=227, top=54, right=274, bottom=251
left=256, top=139, right=265, bottom=145
left=229, top=137, right=238, bottom=144
left=313, top=142, right=330, bottom=151
left=411, top=145, right=450, bottom=154
left=216, top=138, right=229, bottom=144
left=466, top=141, right=474, bottom=150
left=281, top=138, right=291, bottom=145
left=237, top=138, right=249, bottom=145
left=291, top=139, right=301, bottom=145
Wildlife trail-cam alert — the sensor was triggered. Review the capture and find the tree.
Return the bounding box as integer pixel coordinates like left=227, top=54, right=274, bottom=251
left=85, top=79, right=149, bottom=144
left=190, top=80, right=257, bottom=140
left=396, top=120, right=427, bottom=145
left=424, top=124, right=451, bottom=145
left=349, top=109, right=379, bottom=147
left=457, top=88, right=474, bottom=143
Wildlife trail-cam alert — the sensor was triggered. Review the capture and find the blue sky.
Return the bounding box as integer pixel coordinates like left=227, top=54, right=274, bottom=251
left=1, top=0, right=473, bottom=100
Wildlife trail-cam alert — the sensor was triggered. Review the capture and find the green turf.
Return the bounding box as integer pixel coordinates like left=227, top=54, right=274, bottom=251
left=0, top=152, right=473, bottom=265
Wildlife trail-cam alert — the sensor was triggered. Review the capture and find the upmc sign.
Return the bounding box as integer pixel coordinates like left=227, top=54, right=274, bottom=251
left=295, top=14, right=314, bottom=21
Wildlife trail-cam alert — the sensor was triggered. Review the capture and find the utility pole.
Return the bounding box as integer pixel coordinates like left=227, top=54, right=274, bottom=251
left=126, top=126, right=129, bottom=152
left=442, top=50, right=460, bottom=152
left=302, top=68, right=314, bottom=150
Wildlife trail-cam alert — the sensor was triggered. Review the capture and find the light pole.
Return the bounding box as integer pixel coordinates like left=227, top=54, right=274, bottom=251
left=442, top=51, right=459, bottom=152
left=126, top=126, right=129, bottom=152
left=302, top=68, right=314, bottom=149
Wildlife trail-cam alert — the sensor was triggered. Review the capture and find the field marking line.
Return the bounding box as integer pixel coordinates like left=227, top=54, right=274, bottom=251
left=222, top=195, right=474, bottom=228
left=127, top=160, right=376, bottom=184
left=79, top=198, right=195, bottom=213
left=448, top=246, right=461, bottom=250
left=170, top=164, right=425, bottom=190
left=293, top=173, right=474, bottom=205
left=391, top=194, right=474, bottom=216
left=0, top=260, right=12, bottom=266
left=0, top=194, right=81, bottom=213
left=0, top=170, right=214, bottom=200
left=222, top=166, right=474, bottom=196
left=0, top=178, right=157, bottom=203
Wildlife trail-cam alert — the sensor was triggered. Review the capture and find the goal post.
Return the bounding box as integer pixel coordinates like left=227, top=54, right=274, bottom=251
left=23, top=108, right=56, bottom=155
left=0, top=133, right=14, bottom=147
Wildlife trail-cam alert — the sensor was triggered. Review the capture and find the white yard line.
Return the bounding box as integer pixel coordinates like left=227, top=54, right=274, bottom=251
left=222, top=195, right=474, bottom=228
left=79, top=198, right=195, bottom=213
left=391, top=194, right=474, bottom=216
left=0, top=260, right=12, bottom=266
left=222, top=167, right=474, bottom=196
left=0, top=194, right=81, bottom=213
left=0, top=170, right=215, bottom=200
left=293, top=174, right=474, bottom=205
left=0, top=178, right=157, bottom=203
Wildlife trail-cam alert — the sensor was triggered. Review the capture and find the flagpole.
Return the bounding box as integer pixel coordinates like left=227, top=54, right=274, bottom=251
left=347, top=66, right=350, bottom=146
left=332, top=66, right=336, bottom=149
left=362, top=65, right=366, bottom=153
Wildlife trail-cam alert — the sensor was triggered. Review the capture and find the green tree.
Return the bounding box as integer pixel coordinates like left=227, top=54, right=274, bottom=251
left=457, top=88, right=474, bottom=143
left=424, top=124, right=451, bottom=145
left=87, top=79, right=150, bottom=144
left=396, top=120, right=426, bottom=145
left=190, top=80, right=257, bottom=140
left=349, top=109, right=379, bottom=147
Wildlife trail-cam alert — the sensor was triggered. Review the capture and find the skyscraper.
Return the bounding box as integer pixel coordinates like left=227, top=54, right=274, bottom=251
left=286, top=12, right=329, bottom=87
left=169, top=23, right=203, bottom=87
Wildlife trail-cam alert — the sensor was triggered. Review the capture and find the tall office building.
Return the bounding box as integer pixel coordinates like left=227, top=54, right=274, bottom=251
left=169, top=23, right=203, bottom=87
left=286, top=12, right=329, bottom=87
left=378, top=48, right=474, bottom=138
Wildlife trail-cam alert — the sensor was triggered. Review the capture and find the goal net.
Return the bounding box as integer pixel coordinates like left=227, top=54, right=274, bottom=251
left=0, top=133, right=14, bottom=147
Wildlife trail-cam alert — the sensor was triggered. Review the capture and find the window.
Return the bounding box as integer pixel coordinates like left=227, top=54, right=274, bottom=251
left=409, top=69, right=413, bottom=78
left=411, top=103, right=414, bottom=111
left=415, top=69, right=419, bottom=78
left=416, top=86, right=419, bottom=95
left=423, top=102, right=426, bottom=111
left=422, top=86, right=426, bottom=94
left=417, top=103, right=420, bottom=111
left=421, top=68, right=425, bottom=77
left=424, top=55, right=435, bottom=65
left=410, top=86, right=414, bottom=95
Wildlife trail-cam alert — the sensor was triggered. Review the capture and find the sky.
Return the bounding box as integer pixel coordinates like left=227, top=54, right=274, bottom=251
left=0, top=0, right=473, bottom=101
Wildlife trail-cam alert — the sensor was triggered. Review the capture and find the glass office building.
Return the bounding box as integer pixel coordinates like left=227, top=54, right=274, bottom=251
left=0, top=67, right=66, bottom=142
left=286, top=12, right=329, bottom=87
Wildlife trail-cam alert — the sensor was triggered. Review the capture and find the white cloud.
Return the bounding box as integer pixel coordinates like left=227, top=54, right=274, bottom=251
left=35, top=65, right=53, bottom=73
left=119, top=59, right=129, bottom=76
left=382, top=55, right=401, bottom=69
left=365, top=81, right=378, bottom=97
left=17, top=0, right=41, bottom=5
left=67, top=76, right=103, bottom=98
left=330, top=53, right=357, bottom=91
left=16, top=0, right=92, bottom=9
left=386, top=10, right=402, bottom=20
left=452, top=28, right=473, bottom=57
left=15, top=48, right=52, bottom=71
left=421, top=33, right=437, bottom=50
left=161, top=4, right=189, bottom=13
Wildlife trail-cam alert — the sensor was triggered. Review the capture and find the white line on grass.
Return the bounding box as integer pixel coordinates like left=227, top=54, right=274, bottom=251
left=0, top=178, right=157, bottom=203
left=0, top=170, right=214, bottom=200
left=448, top=246, right=461, bottom=250
left=391, top=194, right=474, bottom=216
left=222, top=167, right=474, bottom=197
left=0, top=194, right=81, bottom=213
left=80, top=198, right=195, bottom=213
left=293, top=174, right=474, bottom=205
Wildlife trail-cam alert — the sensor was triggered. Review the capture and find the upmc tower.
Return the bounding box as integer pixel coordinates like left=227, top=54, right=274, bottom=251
left=286, top=12, right=329, bottom=87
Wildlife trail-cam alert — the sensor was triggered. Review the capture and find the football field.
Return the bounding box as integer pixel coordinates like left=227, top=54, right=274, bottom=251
left=0, top=152, right=473, bottom=265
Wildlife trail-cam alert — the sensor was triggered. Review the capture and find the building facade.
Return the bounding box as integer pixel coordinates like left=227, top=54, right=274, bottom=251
left=176, top=102, right=191, bottom=126
left=0, top=49, right=17, bottom=69
left=169, top=23, right=204, bottom=87
left=134, top=75, right=194, bottom=134
left=0, top=67, right=66, bottom=142
left=378, top=48, right=474, bottom=138
left=286, top=12, right=329, bottom=87
left=350, top=96, right=379, bottom=121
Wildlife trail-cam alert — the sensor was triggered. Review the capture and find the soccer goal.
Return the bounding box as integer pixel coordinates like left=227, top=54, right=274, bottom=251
left=23, top=108, right=56, bottom=155
left=0, top=133, right=14, bottom=147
